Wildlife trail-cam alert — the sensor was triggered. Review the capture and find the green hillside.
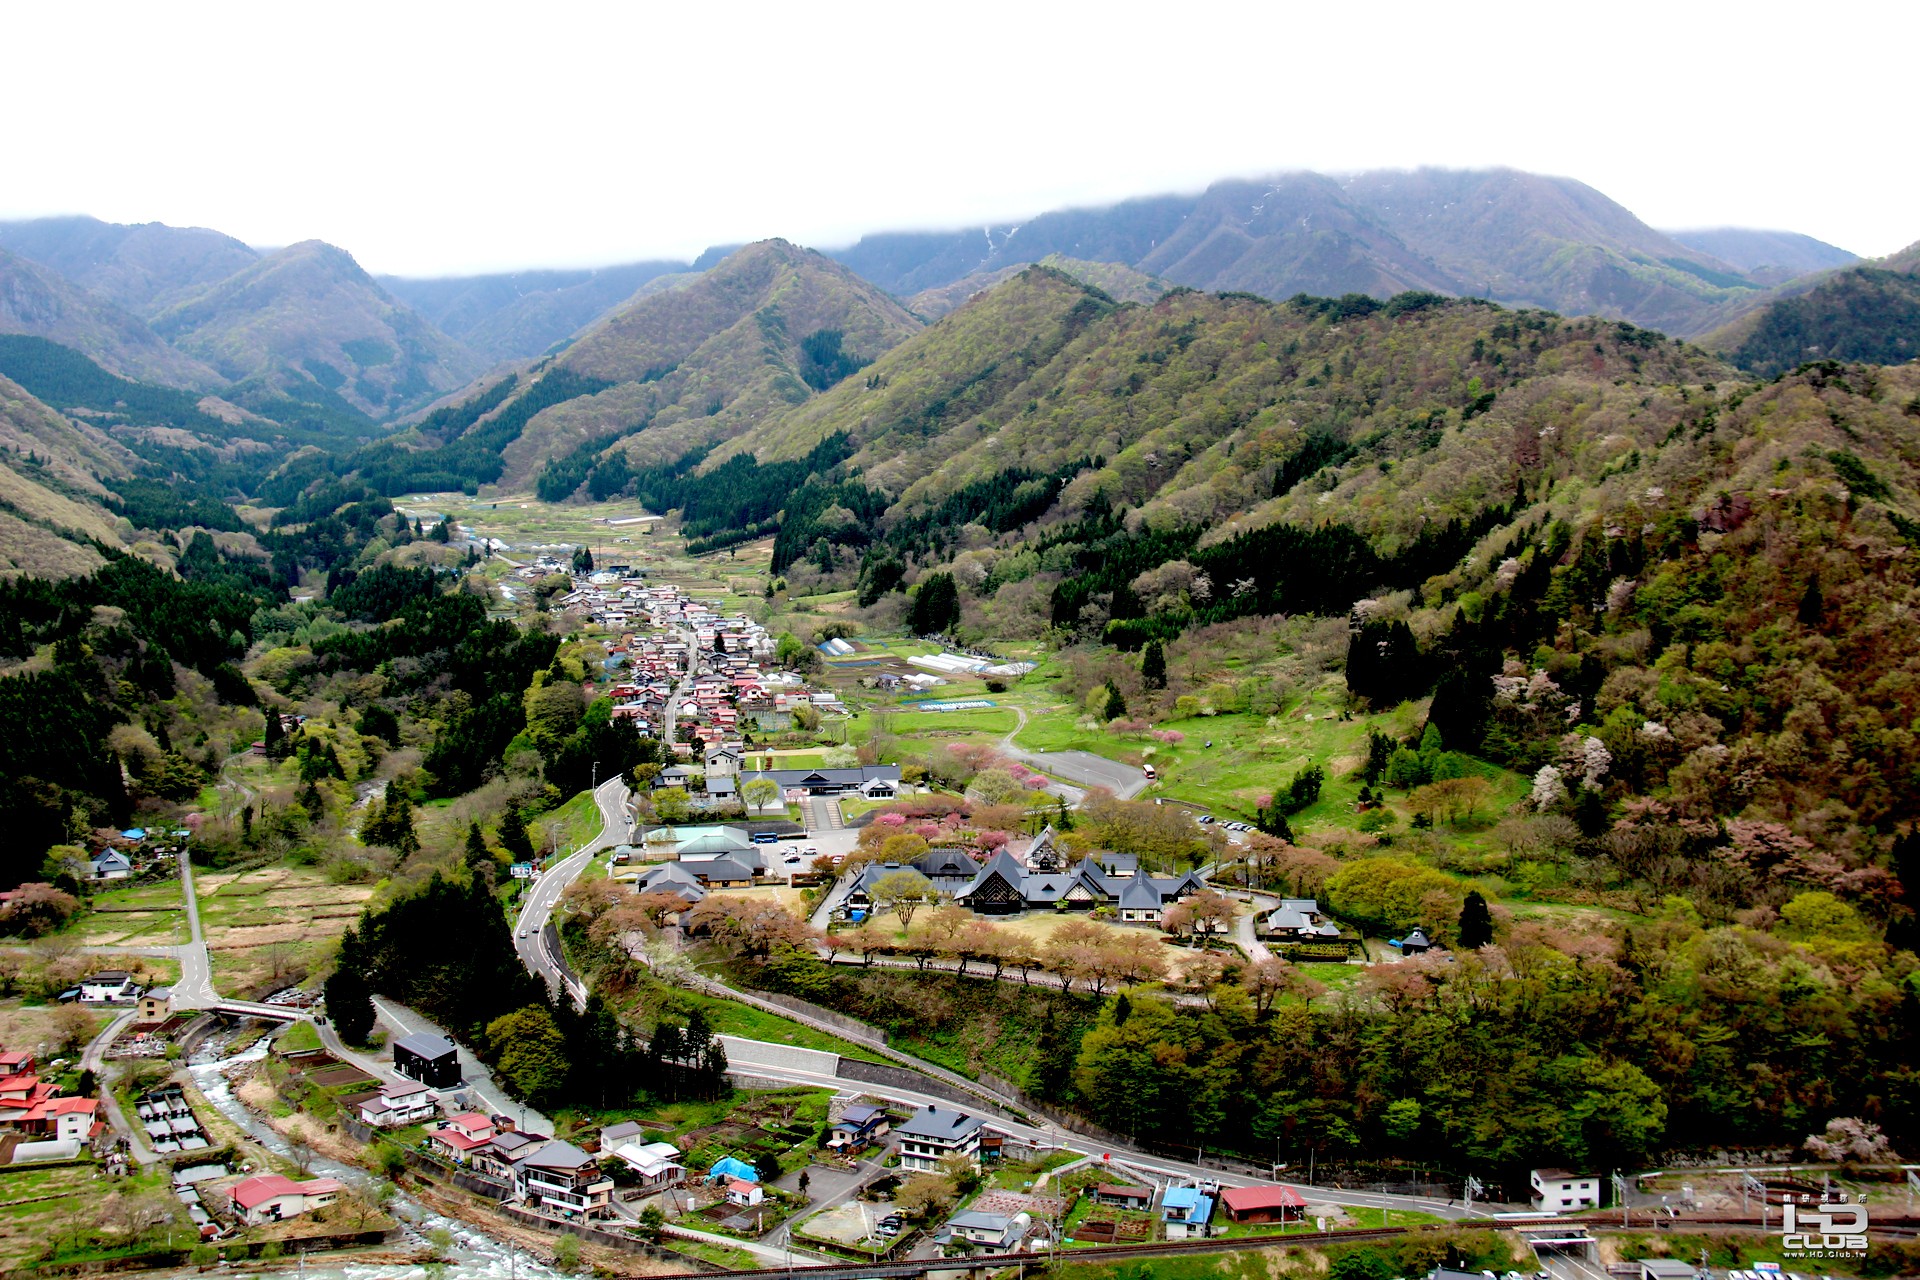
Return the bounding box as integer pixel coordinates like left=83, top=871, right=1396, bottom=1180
left=503, top=239, right=922, bottom=496
left=646, top=271, right=1920, bottom=901
left=1727, top=262, right=1920, bottom=376
left=907, top=255, right=1169, bottom=321
left=150, top=240, right=482, bottom=420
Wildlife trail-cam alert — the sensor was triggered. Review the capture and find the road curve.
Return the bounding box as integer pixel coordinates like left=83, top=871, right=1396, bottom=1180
left=513, top=775, right=631, bottom=1006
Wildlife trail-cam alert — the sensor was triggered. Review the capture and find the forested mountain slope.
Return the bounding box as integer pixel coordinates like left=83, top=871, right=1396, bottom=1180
left=0, top=215, right=261, bottom=316
left=1667, top=226, right=1857, bottom=285
left=150, top=240, right=483, bottom=420
left=498, top=240, right=922, bottom=496
left=1709, top=244, right=1920, bottom=377
left=685, top=272, right=1920, bottom=907
left=0, top=247, right=224, bottom=389
left=829, top=168, right=1803, bottom=337
left=906, top=255, right=1169, bottom=321
left=378, top=259, right=692, bottom=362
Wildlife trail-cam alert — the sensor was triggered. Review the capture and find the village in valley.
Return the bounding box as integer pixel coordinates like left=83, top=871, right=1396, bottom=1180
left=0, top=499, right=1906, bottom=1280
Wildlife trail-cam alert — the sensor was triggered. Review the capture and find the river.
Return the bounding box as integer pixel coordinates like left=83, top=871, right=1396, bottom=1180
left=185, top=1029, right=566, bottom=1280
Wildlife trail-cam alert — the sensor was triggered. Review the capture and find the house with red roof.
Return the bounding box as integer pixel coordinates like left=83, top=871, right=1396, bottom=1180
left=16, top=1096, right=102, bottom=1142
left=1218, top=1184, right=1307, bottom=1224
left=229, top=1174, right=346, bottom=1224
left=426, top=1112, right=497, bottom=1163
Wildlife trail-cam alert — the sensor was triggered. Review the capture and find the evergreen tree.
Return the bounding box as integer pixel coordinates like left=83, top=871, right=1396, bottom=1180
left=1141, top=639, right=1167, bottom=689
left=324, top=929, right=377, bottom=1044
left=499, top=807, right=535, bottom=862
left=1457, top=890, right=1494, bottom=949
left=908, top=572, right=961, bottom=634
left=1798, top=579, right=1825, bottom=627
left=261, top=709, right=284, bottom=759
left=1103, top=679, right=1127, bottom=720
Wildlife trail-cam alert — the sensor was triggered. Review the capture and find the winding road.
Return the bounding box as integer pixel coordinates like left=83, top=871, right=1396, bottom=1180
left=998, top=704, right=1150, bottom=800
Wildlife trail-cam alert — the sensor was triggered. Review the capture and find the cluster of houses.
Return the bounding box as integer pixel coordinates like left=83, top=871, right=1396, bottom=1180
left=839, top=827, right=1213, bottom=927
left=348, top=1033, right=616, bottom=1221
left=648, top=750, right=900, bottom=815
left=0, top=1048, right=102, bottom=1153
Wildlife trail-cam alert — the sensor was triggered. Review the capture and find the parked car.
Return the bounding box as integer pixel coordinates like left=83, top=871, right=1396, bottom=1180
left=1196, top=814, right=1215, bottom=824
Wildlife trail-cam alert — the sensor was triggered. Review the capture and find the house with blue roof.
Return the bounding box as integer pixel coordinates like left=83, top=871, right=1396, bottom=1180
left=1160, top=1186, right=1213, bottom=1238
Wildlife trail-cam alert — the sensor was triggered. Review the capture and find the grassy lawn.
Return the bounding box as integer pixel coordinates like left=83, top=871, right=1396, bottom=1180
left=276, top=1021, right=322, bottom=1053
left=876, top=708, right=1019, bottom=737
left=0, top=999, right=114, bottom=1055
left=711, top=885, right=809, bottom=915
left=689, top=992, right=888, bottom=1063
left=530, top=789, right=608, bottom=856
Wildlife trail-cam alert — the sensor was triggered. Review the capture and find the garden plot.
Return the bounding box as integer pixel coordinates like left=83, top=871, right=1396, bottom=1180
left=196, top=866, right=374, bottom=997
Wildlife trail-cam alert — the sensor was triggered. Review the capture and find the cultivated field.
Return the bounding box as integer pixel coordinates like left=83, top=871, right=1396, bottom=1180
left=196, top=865, right=375, bottom=997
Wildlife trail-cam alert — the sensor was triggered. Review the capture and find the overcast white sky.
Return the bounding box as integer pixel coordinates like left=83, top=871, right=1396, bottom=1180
left=7, top=0, right=1915, bottom=277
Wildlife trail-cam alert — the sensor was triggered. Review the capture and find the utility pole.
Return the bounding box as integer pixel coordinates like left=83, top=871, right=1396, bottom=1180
left=1613, top=1171, right=1630, bottom=1228
left=1464, top=1176, right=1484, bottom=1216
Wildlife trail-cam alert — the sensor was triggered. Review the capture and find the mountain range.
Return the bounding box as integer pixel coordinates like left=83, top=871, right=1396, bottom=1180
left=0, top=167, right=1874, bottom=435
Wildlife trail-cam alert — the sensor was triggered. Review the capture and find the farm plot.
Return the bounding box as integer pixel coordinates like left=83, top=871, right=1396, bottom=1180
left=195, top=866, right=374, bottom=998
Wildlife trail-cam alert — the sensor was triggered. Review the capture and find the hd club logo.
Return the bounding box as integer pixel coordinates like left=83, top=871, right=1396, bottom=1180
left=1780, top=1196, right=1869, bottom=1258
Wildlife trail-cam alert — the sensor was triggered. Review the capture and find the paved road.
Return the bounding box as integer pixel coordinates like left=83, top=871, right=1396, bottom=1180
left=998, top=705, right=1148, bottom=800
left=81, top=1010, right=159, bottom=1165
left=514, top=775, right=632, bottom=1006
left=715, top=1044, right=1482, bottom=1222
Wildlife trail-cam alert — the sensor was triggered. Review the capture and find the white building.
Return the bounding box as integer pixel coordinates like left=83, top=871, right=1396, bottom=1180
left=1531, top=1168, right=1601, bottom=1212
left=229, top=1174, right=345, bottom=1224
left=356, top=1079, right=439, bottom=1129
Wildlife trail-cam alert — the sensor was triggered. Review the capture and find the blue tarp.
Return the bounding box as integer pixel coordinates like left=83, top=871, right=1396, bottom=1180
left=709, top=1156, right=758, bottom=1183
left=122, top=828, right=147, bottom=840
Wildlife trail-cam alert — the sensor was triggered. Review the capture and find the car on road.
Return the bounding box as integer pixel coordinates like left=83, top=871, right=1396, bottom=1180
left=782, top=854, right=802, bottom=865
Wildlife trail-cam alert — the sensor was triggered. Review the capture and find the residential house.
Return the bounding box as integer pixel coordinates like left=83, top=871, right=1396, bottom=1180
left=1093, top=1184, right=1154, bottom=1211
left=1530, top=1168, right=1600, bottom=1212
left=1262, top=899, right=1341, bottom=941
left=17, top=1096, right=101, bottom=1142
left=1397, top=928, right=1435, bottom=955
left=394, top=1032, right=461, bottom=1089
left=940, top=1208, right=1030, bottom=1254
left=611, top=1140, right=685, bottom=1191
left=229, top=1174, right=345, bottom=1224
left=77, top=971, right=138, bottom=1004
left=682, top=857, right=755, bottom=889
left=514, top=1141, right=614, bottom=1219
left=895, top=1104, right=985, bottom=1172
left=828, top=1103, right=890, bottom=1150
left=0, top=1050, right=34, bottom=1079
left=1160, top=1186, right=1213, bottom=1239
left=1219, top=1185, right=1306, bottom=1224
left=356, top=1079, right=440, bottom=1129
left=704, top=747, right=744, bottom=776
left=426, top=1113, right=496, bottom=1163
left=89, top=851, right=133, bottom=880
left=724, top=1177, right=764, bottom=1207
left=136, top=989, right=171, bottom=1022
left=473, top=1129, right=548, bottom=1181
left=856, top=777, right=898, bottom=800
